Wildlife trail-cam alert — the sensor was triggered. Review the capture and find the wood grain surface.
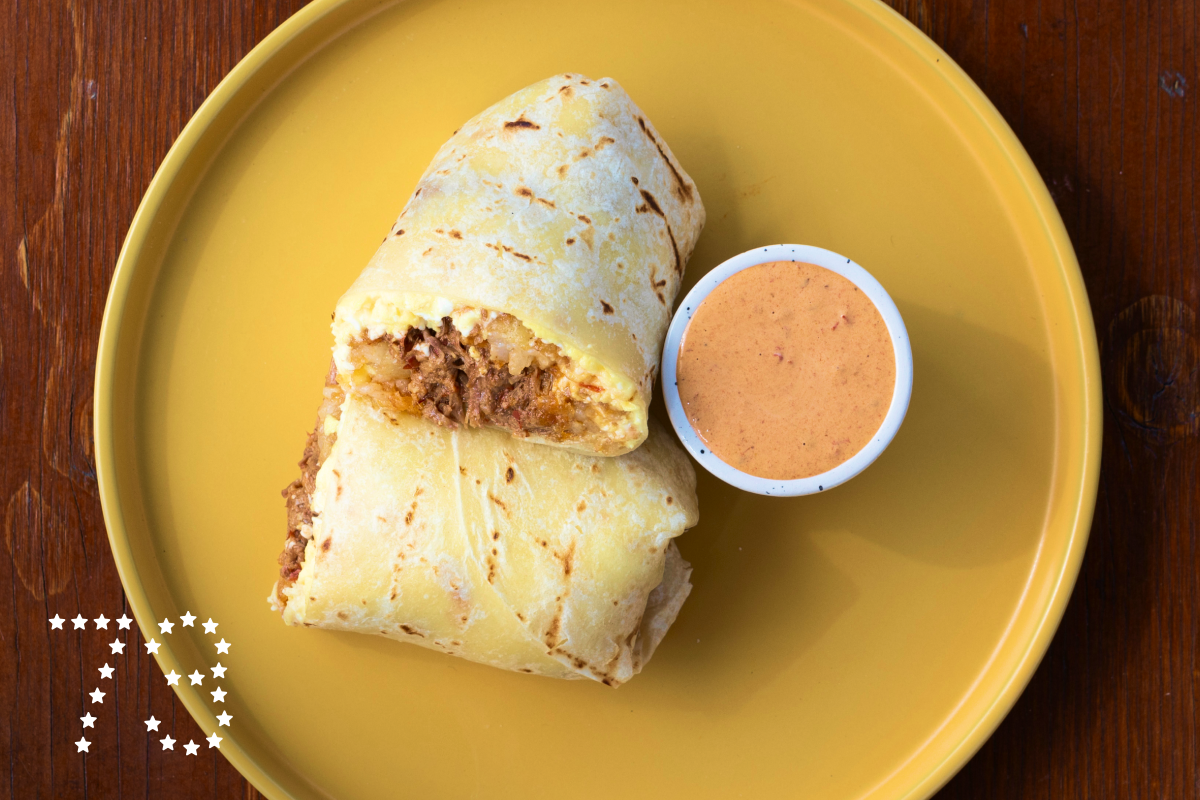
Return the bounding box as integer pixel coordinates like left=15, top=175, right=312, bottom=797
left=1, top=0, right=1196, bottom=797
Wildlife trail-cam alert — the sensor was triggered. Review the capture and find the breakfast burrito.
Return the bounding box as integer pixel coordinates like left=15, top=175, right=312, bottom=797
left=271, top=382, right=699, bottom=685
left=333, top=73, right=705, bottom=457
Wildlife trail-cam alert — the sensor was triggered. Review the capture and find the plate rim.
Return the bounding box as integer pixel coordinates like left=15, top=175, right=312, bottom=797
left=92, top=0, right=1102, bottom=798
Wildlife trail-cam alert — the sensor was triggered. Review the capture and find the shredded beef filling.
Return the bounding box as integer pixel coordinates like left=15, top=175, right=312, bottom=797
left=396, top=318, right=566, bottom=439
left=278, top=430, right=319, bottom=582
left=277, top=363, right=343, bottom=585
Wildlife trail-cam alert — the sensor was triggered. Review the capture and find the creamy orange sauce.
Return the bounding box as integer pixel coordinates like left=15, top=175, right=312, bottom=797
left=677, top=261, right=896, bottom=480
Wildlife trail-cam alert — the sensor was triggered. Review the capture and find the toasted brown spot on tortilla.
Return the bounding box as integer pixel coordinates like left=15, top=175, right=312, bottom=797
left=399, top=624, right=424, bottom=637
left=566, top=237, right=576, bottom=245
left=501, top=245, right=534, bottom=261
left=390, top=588, right=398, bottom=600
left=557, top=164, right=570, bottom=178
left=449, top=229, right=463, bottom=239
left=541, top=540, right=548, bottom=547
left=612, top=599, right=619, bottom=606
left=394, top=229, right=405, bottom=236
left=600, top=82, right=610, bottom=88
left=519, top=668, right=534, bottom=673
left=639, top=189, right=665, bottom=217
left=536, top=197, right=556, bottom=209
left=544, top=615, right=561, bottom=646
left=558, top=85, right=574, bottom=97
left=577, top=499, right=587, bottom=512
left=516, top=612, right=526, bottom=622
left=601, top=300, right=614, bottom=314
left=505, top=466, right=515, bottom=483
left=459, top=466, right=467, bottom=475
left=336, top=611, right=348, bottom=620
left=636, top=116, right=694, bottom=202
left=322, top=538, right=332, bottom=552
left=602, top=677, right=615, bottom=687
left=422, top=247, right=434, bottom=256
left=577, top=214, right=592, bottom=224
left=492, top=530, right=501, bottom=540
left=576, top=148, right=592, bottom=159
left=654, top=278, right=667, bottom=288
left=515, top=186, right=534, bottom=198
left=405, top=510, right=414, bottom=525
left=666, top=223, right=682, bottom=274
left=631, top=176, right=639, bottom=185
left=504, top=115, right=540, bottom=130
left=591, top=463, right=600, bottom=473
left=656, top=291, right=666, bottom=304
left=488, top=491, right=508, bottom=512
left=595, top=136, right=616, bottom=150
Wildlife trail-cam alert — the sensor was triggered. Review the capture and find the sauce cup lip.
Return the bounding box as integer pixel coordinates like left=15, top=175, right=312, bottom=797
left=662, top=243, right=913, bottom=497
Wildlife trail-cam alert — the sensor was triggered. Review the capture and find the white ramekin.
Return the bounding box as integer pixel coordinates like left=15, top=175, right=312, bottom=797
left=662, top=244, right=913, bottom=497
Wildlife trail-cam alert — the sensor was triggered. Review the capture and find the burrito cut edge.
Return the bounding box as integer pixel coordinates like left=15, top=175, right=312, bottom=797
left=332, top=73, right=705, bottom=457
left=270, top=373, right=700, bottom=686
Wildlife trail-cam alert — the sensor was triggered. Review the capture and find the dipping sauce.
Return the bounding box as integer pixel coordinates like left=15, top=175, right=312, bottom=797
left=676, top=261, right=896, bottom=480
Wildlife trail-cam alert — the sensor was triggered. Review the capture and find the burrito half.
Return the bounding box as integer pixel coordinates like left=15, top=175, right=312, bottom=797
left=272, top=380, right=699, bottom=685
left=333, top=73, right=705, bottom=457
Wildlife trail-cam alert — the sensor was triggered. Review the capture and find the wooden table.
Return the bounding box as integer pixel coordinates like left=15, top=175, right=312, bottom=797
left=2, top=1, right=1195, bottom=796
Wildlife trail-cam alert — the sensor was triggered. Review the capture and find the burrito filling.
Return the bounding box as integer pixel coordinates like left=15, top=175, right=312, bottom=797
left=276, top=367, right=343, bottom=600
left=341, top=312, right=636, bottom=452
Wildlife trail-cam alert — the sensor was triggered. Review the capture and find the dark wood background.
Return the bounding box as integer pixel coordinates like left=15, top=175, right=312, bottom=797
left=2, top=0, right=1196, bottom=797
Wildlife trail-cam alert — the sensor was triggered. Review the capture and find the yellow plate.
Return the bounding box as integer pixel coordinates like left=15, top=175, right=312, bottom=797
left=95, top=0, right=1100, bottom=797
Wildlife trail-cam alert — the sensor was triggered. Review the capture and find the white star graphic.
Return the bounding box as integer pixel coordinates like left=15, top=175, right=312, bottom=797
left=216, top=711, right=232, bottom=727
left=94, top=615, right=109, bottom=630
left=184, top=740, right=200, bottom=756
left=210, top=687, right=226, bottom=703
left=72, top=615, right=87, bottom=630
left=145, top=639, right=160, bottom=655
left=109, top=638, right=125, bottom=654
left=89, top=688, right=105, bottom=704
left=206, top=732, right=222, bottom=749
left=180, top=611, right=196, bottom=627
left=116, top=614, right=132, bottom=630
left=158, top=618, right=175, bottom=634
left=160, top=735, right=175, bottom=750
left=210, top=663, right=227, bottom=679
left=80, top=713, right=96, bottom=729
left=202, top=619, right=218, bottom=634
left=49, top=615, right=65, bottom=630
left=188, top=671, right=204, bottom=686
left=98, top=664, right=114, bottom=680
left=214, top=639, right=230, bottom=654
left=76, top=737, right=90, bottom=753
left=165, top=670, right=181, bottom=686
left=145, top=716, right=160, bottom=732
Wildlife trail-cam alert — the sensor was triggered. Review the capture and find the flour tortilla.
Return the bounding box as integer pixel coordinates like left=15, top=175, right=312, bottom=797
left=271, top=393, right=699, bottom=685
